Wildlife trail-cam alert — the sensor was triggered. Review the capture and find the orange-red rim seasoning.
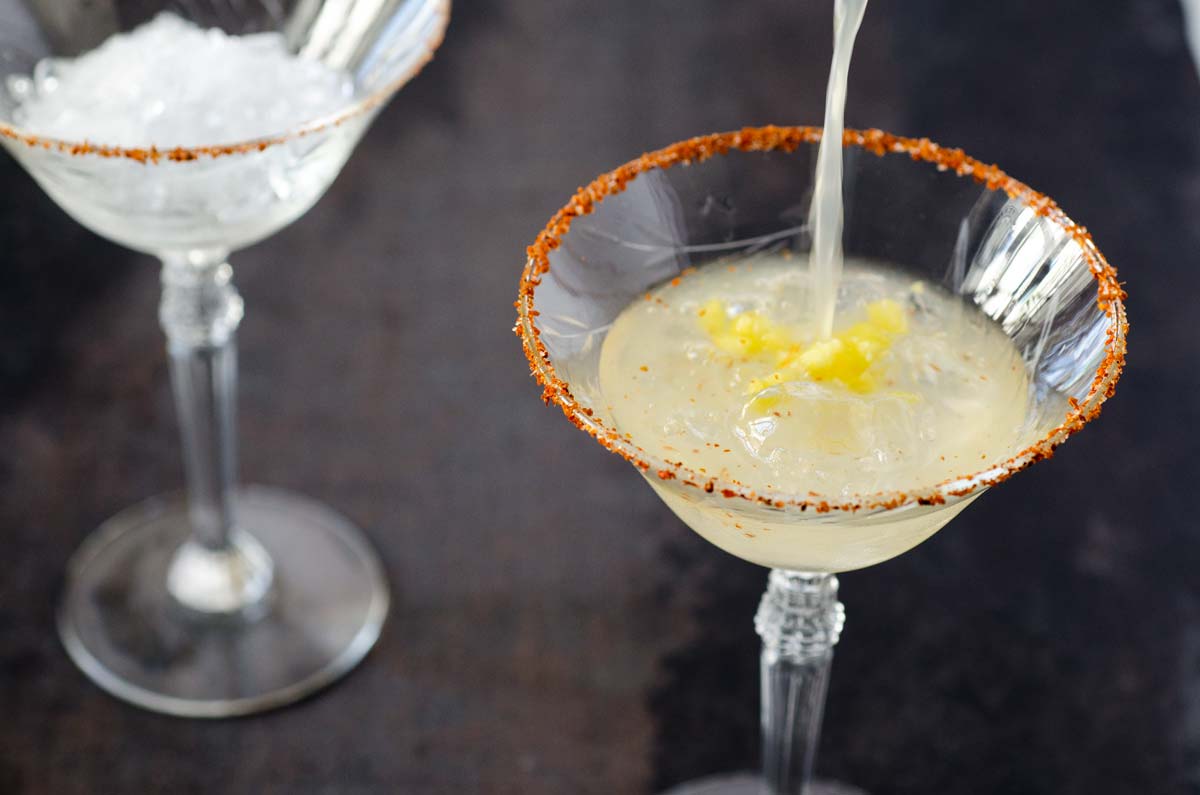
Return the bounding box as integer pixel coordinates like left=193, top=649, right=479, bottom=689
left=515, top=126, right=1127, bottom=515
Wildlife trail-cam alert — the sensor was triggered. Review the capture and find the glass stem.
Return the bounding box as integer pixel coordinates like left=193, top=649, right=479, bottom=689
left=755, top=569, right=845, bottom=794
left=159, top=251, right=272, bottom=616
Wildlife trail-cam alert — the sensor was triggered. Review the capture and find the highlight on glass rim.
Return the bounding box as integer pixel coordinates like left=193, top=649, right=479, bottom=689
left=6, top=0, right=1176, bottom=793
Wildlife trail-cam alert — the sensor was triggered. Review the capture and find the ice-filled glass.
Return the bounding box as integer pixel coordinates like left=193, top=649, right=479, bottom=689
left=0, top=0, right=449, bottom=718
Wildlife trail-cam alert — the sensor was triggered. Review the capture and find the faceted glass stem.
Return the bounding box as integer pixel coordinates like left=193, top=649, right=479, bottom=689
left=755, top=570, right=845, bottom=795
left=158, top=251, right=273, bottom=616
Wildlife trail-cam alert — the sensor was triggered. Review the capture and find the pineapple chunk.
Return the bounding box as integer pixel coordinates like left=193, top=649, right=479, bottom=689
left=698, top=297, right=909, bottom=396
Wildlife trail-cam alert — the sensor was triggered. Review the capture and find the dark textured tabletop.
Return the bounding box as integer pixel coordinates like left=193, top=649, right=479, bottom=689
left=0, top=1, right=1192, bottom=793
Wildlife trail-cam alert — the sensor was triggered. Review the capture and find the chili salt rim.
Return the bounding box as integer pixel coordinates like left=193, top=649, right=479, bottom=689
left=515, top=125, right=1128, bottom=515
left=0, top=0, right=450, bottom=164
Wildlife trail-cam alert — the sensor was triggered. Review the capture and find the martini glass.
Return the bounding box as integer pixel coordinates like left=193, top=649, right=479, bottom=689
left=516, top=126, right=1126, bottom=794
left=0, top=0, right=449, bottom=717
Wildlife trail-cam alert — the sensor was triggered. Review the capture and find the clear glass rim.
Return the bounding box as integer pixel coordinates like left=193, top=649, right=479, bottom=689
left=516, top=125, right=1129, bottom=517
left=0, top=0, right=451, bottom=163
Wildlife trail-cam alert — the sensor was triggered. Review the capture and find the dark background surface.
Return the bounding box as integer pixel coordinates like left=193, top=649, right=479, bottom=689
left=0, top=1, right=1192, bottom=792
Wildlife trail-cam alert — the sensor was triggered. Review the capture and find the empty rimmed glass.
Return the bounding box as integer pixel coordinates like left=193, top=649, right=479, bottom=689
left=0, top=0, right=449, bottom=717
left=516, top=126, right=1126, bottom=793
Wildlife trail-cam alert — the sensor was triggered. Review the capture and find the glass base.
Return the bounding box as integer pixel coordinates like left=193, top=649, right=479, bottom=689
left=663, top=773, right=867, bottom=795
left=58, top=485, right=389, bottom=718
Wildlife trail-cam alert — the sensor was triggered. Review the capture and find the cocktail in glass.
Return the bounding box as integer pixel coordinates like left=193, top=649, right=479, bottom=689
left=0, top=0, right=449, bottom=717
left=516, top=126, right=1126, bottom=793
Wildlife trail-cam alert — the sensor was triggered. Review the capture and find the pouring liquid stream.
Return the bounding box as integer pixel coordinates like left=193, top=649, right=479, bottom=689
left=809, top=0, right=868, bottom=339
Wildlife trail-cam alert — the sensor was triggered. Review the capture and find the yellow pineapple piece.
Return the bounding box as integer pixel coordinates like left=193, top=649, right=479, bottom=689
left=698, top=297, right=909, bottom=400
